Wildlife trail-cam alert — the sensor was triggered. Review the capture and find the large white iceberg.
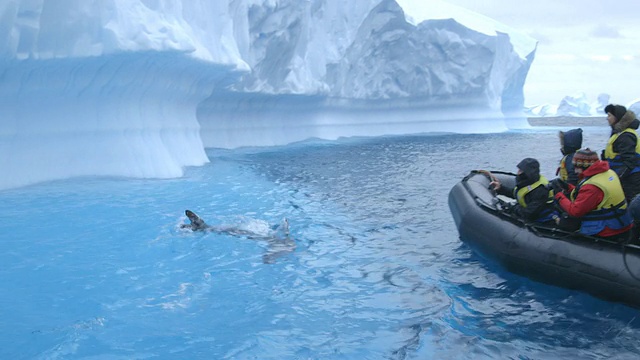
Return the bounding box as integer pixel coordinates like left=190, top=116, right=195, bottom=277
left=0, top=0, right=537, bottom=190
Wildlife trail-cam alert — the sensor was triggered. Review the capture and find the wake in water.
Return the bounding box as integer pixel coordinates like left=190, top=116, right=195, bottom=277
left=180, top=210, right=295, bottom=264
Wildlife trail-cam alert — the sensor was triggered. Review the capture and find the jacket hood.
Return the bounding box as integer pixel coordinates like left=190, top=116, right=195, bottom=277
left=559, top=128, right=583, bottom=154
left=613, top=110, right=639, bottom=133
left=581, top=159, right=610, bottom=178
left=516, top=158, right=540, bottom=186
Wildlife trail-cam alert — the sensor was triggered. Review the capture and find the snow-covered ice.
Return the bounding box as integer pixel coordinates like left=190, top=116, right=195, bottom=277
left=0, top=0, right=537, bottom=190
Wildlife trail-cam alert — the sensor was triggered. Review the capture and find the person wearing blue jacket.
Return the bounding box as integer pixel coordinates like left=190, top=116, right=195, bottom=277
left=556, top=128, right=583, bottom=185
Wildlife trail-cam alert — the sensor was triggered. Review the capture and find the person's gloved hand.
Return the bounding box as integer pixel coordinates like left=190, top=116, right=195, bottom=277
left=557, top=178, right=569, bottom=191
left=549, top=178, right=568, bottom=195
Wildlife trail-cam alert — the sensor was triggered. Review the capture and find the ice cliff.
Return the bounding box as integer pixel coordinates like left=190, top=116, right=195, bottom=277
left=0, top=0, right=537, bottom=190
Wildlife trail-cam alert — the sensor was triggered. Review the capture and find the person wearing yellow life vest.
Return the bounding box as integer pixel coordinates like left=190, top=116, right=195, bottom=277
left=556, top=128, right=582, bottom=186
left=490, top=158, right=558, bottom=224
left=603, top=104, right=640, bottom=203
left=554, top=148, right=633, bottom=241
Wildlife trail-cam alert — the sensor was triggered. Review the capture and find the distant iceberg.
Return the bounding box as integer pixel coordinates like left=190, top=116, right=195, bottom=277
left=628, top=99, right=640, bottom=116
left=557, top=93, right=595, bottom=117
left=525, top=92, right=616, bottom=117
left=525, top=104, right=559, bottom=117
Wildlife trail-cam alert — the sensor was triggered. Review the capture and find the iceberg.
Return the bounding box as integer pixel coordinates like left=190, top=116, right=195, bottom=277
left=594, top=93, right=611, bottom=114
left=525, top=92, right=634, bottom=118
left=0, top=0, right=537, bottom=190
left=628, top=99, right=640, bottom=117
left=555, top=93, right=594, bottom=117
left=524, top=104, right=559, bottom=118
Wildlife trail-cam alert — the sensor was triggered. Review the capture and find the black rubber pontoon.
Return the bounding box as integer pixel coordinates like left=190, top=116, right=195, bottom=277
left=448, top=170, right=640, bottom=308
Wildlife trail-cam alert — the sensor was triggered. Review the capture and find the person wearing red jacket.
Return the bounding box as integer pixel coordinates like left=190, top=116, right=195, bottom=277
left=552, top=148, right=633, bottom=241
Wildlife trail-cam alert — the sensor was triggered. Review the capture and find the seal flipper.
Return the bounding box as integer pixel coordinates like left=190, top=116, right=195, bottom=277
left=185, top=210, right=208, bottom=231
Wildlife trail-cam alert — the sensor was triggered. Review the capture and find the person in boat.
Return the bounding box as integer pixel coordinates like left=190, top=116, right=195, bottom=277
left=628, top=195, right=640, bottom=244
left=552, top=148, right=634, bottom=241
left=602, top=104, right=640, bottom=203
left=556, top=128, right=583, bottom=186
left=489, top=158, right=558, bottom=225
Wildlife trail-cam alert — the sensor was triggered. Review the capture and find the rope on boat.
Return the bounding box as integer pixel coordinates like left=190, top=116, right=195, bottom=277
left=474, top=169, right=498, bottom=184
left=622, top=242, right=640, bottom=282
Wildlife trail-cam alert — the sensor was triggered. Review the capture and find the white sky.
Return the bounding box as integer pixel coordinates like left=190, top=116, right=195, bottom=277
left=443, top=0, right=640, bottom=107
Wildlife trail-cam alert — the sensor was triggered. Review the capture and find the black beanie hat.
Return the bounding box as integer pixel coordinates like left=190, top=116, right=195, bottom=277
left=572, top=148, right=599, bottom=169
left=604, top=104, right=627, bottom=122
left=515, top=157, right=540, bottom=184
left=517, top=157, right=540, bottom=173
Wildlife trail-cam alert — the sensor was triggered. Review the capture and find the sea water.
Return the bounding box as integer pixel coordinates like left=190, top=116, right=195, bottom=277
left=1, top=126, right=639, bottom=359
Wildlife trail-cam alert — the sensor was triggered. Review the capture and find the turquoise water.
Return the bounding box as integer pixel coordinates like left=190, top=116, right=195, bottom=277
left=1, top=128, right=639, bottom=359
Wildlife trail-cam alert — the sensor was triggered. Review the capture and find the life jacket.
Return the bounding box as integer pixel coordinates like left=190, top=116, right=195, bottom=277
left=570, top=169, right=633, bottom=235
left=557, top=155, right=571, bottom=182
left=604, top=128, right=640, bottom=175
left=514, top=175, right=558, bottom=223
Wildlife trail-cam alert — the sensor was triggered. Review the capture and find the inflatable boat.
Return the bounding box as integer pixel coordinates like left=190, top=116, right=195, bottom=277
left=448, top=170, right=640, bottom=308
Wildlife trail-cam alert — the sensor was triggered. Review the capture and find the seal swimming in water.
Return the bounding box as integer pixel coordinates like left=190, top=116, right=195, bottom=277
left=182, top=210, right=210, bottom=231
left=181, top=210, right=290, bottom=238
left=180, top=210, right=294, bottom=263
